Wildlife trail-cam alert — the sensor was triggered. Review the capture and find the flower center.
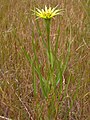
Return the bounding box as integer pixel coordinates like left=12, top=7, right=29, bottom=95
left=43, top=12, right=52, bottom=18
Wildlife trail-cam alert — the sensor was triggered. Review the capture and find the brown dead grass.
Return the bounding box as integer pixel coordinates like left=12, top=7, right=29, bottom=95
left=0, top=0, right=90, bottom=120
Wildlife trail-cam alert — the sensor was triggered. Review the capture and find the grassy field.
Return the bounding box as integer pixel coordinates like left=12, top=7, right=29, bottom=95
left=0, top=0, right=90, bottom=120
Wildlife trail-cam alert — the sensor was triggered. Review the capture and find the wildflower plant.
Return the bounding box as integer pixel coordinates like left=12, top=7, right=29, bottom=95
left=33, top=5, right=64, bottom=91
left=23, top=5, right=71, bottom=99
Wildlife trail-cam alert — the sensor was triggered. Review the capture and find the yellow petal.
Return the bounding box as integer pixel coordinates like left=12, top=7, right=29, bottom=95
left=45, top=5, right=47, bottom=12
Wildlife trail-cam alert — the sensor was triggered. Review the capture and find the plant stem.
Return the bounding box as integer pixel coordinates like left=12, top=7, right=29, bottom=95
left=45, top=19, right=54, bottom=91
left=45, top=19, right=51, bottom=64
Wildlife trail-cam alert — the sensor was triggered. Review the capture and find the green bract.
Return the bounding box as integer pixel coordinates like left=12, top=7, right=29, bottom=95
left=34, top=5, right=63, bottom=19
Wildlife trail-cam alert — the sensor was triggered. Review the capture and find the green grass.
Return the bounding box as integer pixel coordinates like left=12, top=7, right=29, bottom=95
left=0, top=0, right=90, bottom=120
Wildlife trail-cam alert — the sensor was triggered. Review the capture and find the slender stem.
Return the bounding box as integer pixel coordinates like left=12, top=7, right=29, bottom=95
left=45, top=19, right=54, bottom=90
left=45, top=19, right=51, bottom=63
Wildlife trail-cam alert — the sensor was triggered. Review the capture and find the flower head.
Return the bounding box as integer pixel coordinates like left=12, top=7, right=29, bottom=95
left=33, top=5, right=63, bottom=19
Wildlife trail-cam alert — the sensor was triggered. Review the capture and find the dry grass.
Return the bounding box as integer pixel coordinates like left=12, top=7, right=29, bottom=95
left=0, top=0, right=90, bottom=120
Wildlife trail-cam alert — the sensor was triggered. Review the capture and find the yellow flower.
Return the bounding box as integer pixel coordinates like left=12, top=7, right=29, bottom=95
left=33, top=5, right=63, bottom=19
